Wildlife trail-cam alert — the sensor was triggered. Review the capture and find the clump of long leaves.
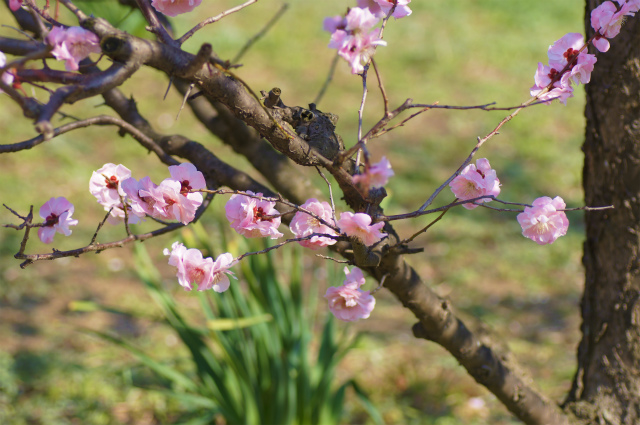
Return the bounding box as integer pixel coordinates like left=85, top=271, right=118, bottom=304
left=89, top=223, right=381, bottom=425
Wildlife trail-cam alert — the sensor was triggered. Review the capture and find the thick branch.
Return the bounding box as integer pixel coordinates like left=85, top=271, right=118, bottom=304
left=173, top=78, right=320, bottom=203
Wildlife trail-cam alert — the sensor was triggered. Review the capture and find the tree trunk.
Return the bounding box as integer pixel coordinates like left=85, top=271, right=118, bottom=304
left=565, top=2, right=640, bottom=423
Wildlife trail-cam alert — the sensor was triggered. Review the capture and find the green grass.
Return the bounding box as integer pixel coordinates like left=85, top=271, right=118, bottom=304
left=0, top=0, right=588, bottom=423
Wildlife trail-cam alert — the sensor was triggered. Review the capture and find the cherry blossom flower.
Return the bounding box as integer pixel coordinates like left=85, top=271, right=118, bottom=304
left=151, top=178, right=201, bottom=225
left=517, top=196, right=569, bottom=245
left=530, top=65, right=574, bottom=105
left=619, top=0, right=640, bottom=13
left=225, top=191, right=283, bottom=239
left=546, top=33, right=597, bottom=85
left=324, top=266, right=375, bottom=322
left=591, top=1, right=633, bottom=52
left=47, top=26, right=101, bottom=71
left=151, top=0, right=202, bottom=17
left=121, top=176, right=159, bottom=218
left=323, top=15, right=347, bottom=33
left=9, top=0, right=22, bottom=11
left=290, top=199, right=338, bottom=250
left=164, top=242, right=236, bottom=292
left=38, top=197, right=79, bottom=244
left=353, top=156, right=395, bottom=190
left=168, top=163, right=207, bottom=194
left=337, top=212, right=386, bottom=246
left=449, top=158, right=501, bottom=210
left=90, top=163, right=132, bottom=207
left=327, top=7, right=387, bottom=74
left=357, top=0, right=412, bottom=19
left=0, top=51, right=15, bottom=89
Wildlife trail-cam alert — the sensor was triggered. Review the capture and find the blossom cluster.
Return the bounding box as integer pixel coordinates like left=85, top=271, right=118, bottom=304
left=531, top=0, right=638, bottom=104
left=90, top=162, right=205, bottom=225
left=164, top=242, right=236, bottom=292
left=324, top=0, right=412, bottom=74
left=449, top=158, right=569, bottom=245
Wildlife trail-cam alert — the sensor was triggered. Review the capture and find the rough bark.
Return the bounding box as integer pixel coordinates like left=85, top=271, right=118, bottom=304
left=564, top=2, right=640, bottom=423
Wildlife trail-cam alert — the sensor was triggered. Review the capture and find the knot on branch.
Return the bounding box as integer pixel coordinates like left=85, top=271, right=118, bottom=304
left=263, top=87, right=284, bottom=108
left=269, top=98, right=344, bottom=161
left=100, top=35, right=133, bottom=61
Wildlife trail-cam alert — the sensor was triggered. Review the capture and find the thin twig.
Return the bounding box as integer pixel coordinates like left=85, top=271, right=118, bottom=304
left=178, top=0, right=259, bottom=45
left=314, top=52, right=339, bottom=106
left=371, top=58, right=389, bottom=116
left=235, top=233, right=341, bottom=262
left=315, top=166, right=337, bottom=225
left=355, top=64, right=369, bottom=168
left=232, top=3, right=289, bottom=63
left=371, top=273, right=388, bottom=295
left=90, top=208, right=113, bottom=245
left=315, top=254, right=349, bottom=264
left=0, top=115, right=178, bottom=166
left=400, top=207, right=451, bottom=245
left=22, top=0, right=65, bottom=27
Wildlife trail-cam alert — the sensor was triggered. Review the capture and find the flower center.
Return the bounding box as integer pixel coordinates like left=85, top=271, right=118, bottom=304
left=180, top=180, right=192, bottom=196
left=104, top=174, right=119, bottom=190
left=563, top=48, right=579, bottom=67
left=254, top=206, right=272, bottom=222
left=44, top=213, right=60, bottom=227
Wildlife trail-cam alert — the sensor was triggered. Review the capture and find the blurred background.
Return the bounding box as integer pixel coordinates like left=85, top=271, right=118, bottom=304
left=0, top=0, right=586, bottom=423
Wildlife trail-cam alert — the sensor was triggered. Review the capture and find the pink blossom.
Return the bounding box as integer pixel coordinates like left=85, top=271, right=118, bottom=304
left=163, top=242, right=236, bottom=292
left=357, top=0, right=412, bottom=19
left=353, top=156, right=395, bottom=189
left=619, top=0, right=640, bottom=13
left=546, top=33, right=596, bottom=85
left=105, top=202, right=143, bottom=225
left=343, top=266, right=367, bottom=287
left=517, top=196, right=569, bottom=245
left=327, top=7, right=387, bottom=74
left=89, top=164, right=142, bottom=223
left=0, top=51, right=15, bottom=89
left=324, top=266, right=375, bottom=322
left=547, top=33, right=585, bottom=69
left=151, top=0, right=202, bottom=17
left=151, top=178, right=201, bottom=224
left=530, top=71, right=574, bottom=105
left=225, top=191, right=283, bottom=239
left=569, top=53, right=597, bottom=84
left=449, top=158, right=501, bottom=209
left=323, top=15, right=347, bottom=33
left=47, top=26, right=101, bottom=71
left=290, top=199, right=338, bottom=250
left=121, top=176, right=159, bottom=218
left=591, top=1, right=632, bottom=52
left=90, top=163, right=132, bottom=208
left=9, top=0, right=22, bottom=11
left=168, top=163, right=206, bottom=193
left=38, top=197, right=79, bottom=244
left=337, top=212, right=386, bottom=246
